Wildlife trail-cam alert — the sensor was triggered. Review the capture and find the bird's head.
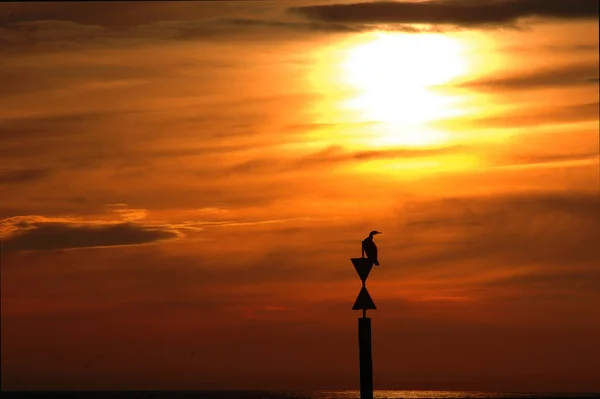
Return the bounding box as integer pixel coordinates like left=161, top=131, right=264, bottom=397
left=369, top=231, right=382, bottom=237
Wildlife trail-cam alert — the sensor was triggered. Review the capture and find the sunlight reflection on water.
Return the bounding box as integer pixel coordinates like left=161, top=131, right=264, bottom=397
left=311, top=391, right=598, bottom=399
left=151, top=390, right=600, bottom=399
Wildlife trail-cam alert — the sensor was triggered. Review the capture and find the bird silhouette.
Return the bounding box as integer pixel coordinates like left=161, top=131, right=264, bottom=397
left=362, top=230, right=381, bottom=266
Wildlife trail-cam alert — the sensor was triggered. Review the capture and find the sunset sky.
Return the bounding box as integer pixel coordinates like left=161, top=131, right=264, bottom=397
left=1, top=0, right=599, bottom=393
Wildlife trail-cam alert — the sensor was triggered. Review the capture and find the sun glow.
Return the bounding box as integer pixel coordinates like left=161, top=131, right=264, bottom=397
left=340, top=32, right=469, bottom=147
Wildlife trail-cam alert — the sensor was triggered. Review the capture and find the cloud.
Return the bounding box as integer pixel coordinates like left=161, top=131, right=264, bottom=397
left=482, top=268, right=600, bottom=297
left=216, top=17, right=442, bottom=34
left=436, top=102, right=600, bottom=131
left=290, top=0, right=599, bottom=27
left=217, top=17, right=361, bottom=33
left=1, top=216, right=180, bottom=252
left=228, top=144, right=462, bottom=174
left=457, top=62, right=600, bottom=90
left=503, top=151, right=599, bottom=167
left=0, top=2, right=365, bottom=37
left=297, top=144, right=462, bottom=165
left=395, top=191, right=600, bottom=272
left=0, top=169, right=49, bottom=184
left=1, top=0, right=598, bottom=51
left=0, top=2, right=268, bottom=28
left=0, top=18, right=361, bottom=51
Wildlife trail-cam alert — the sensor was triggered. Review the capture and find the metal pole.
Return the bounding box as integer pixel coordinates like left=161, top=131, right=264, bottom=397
left=358, top=316, right=373, bottom=399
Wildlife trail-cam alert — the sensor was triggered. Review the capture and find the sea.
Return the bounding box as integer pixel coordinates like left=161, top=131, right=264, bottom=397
left=2, top=391, right=599, bottom=399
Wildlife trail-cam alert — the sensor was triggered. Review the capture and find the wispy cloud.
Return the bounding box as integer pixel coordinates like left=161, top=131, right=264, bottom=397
left=394, top=191, right=600, bottom=274
left=0, top=2, right=274, bottom=28
left=0, top=169, right=50, bottom=184
left=436, top=102, right=599, bottom=130
left=502, top=151, right=599, bottom=168
left=228, top=144, right=462, bottom=174
left=457, top=61, right=600, bottom=90
left=0, top=16, right=356, bottom=51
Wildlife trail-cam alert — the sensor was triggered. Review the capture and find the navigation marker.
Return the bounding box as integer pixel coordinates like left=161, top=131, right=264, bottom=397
left=353, top=286, right=377, bottom=310
left=351, top=251, right=379, bottom=399
left=351, top=257, right=373, bottom=284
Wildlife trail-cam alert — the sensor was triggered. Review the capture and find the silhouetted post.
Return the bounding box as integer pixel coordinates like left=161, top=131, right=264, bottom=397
left=351, top=257, right=377, bottom=399
left=358, top=316, right=373, bottom=398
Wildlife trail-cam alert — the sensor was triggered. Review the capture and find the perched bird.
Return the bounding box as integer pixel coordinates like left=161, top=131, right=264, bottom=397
left=362, top=230, right=381, bottom=266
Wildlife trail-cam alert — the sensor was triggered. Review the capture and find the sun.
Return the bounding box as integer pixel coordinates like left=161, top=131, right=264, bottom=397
left=339, top=32, right=468, bottom=146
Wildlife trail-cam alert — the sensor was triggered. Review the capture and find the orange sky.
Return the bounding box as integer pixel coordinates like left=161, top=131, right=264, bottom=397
left=1, top=0, right=599, bottom=393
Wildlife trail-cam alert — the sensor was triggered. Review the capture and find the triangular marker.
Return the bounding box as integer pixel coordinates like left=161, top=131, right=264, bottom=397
left=351, top=258, right=373, bottom=283
left=352, top=286, right=377, bottom=310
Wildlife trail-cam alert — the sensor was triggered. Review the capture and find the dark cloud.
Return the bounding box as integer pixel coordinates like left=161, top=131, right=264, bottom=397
left=457, top=62, right=600, bottom=90
left=2, top=218, right=179, bottom=252
left=1, top=0, right=597, bottom=50
left=290, top=0, right=599, bottom=27
left=0, top=169, right=49, bottom=184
